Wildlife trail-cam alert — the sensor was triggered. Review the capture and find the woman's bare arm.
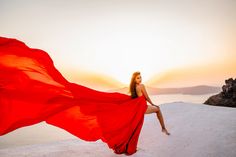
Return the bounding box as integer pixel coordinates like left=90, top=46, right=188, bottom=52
left=140, top=84, right=158, bottom=107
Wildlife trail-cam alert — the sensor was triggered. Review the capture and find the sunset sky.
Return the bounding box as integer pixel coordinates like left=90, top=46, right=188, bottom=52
left=1, top=0, right=235, bottom=89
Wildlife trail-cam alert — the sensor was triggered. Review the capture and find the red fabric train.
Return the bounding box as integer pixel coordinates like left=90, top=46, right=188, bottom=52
left=0, top=37, right=148, bottom=155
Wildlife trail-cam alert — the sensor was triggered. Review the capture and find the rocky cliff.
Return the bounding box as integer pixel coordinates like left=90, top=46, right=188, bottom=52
left=204, top=78, right=236, bottom=107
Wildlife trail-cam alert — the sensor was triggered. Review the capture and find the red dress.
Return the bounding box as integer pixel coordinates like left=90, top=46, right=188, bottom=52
left=0, top=37, right=148, bottom=155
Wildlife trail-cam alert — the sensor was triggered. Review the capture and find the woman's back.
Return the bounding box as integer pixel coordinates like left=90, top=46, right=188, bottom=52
left=135, top=84, right=143, bottom=97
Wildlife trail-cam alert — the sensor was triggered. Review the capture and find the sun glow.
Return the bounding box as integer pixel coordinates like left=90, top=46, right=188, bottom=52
left=1, top=0, right=235, bottom=87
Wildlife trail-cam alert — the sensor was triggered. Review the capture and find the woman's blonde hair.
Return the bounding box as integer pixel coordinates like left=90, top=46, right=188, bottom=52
left=128, top=71, right=140, bottom=98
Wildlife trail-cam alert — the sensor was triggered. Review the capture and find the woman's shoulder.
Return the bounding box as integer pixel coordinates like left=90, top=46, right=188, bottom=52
left=136, top=83, right=145, bottom=89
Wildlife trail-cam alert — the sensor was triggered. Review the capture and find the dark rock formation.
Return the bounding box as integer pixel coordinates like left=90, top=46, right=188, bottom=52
left=204, top=78, right=236, bottom=107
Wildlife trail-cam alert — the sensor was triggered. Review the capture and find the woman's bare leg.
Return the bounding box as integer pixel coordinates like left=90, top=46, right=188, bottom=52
left=145, top=105, right=170, bottom=135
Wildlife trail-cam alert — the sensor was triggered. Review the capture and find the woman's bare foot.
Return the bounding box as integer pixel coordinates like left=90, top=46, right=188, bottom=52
left=162, top=128, right=171, bottom=135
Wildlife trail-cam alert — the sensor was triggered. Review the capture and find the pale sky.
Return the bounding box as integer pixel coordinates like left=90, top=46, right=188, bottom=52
left=1, top=0, right=235, bottom=88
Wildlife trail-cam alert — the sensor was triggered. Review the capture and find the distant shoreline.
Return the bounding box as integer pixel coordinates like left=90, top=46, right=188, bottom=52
left=108, top=85, right=221, bottom=95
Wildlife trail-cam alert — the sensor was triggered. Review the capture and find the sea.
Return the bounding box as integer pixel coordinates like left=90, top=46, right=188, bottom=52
left=0, top=93, right=217, bottom=149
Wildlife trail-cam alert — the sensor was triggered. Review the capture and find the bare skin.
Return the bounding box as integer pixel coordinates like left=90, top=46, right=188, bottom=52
left=135, top=74, right=171, bottom=135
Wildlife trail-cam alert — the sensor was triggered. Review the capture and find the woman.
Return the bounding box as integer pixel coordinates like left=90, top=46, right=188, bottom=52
left=129, top=71, right=170, bottom=135
left=0, top=37, right=168, bottom=156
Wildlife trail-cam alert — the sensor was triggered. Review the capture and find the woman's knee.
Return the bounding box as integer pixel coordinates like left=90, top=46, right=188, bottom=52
left=155, top=105, right=160, bottom=112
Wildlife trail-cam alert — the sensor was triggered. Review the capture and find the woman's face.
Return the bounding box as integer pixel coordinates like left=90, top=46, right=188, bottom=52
left=135, top=74, right=142, bottom=84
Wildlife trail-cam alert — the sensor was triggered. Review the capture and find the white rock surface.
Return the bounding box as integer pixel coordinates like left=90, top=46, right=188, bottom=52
left=0, top=102, right=236, bottom=157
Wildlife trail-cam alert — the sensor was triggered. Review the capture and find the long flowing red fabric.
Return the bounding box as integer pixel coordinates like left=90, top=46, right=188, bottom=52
left=0, top=36, right=148, bottom=155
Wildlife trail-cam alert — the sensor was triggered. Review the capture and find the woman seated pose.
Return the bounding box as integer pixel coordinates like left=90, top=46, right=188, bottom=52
left=129, top=71, right=171, bottom=135
left=0, top=37, right=170, bottom=156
